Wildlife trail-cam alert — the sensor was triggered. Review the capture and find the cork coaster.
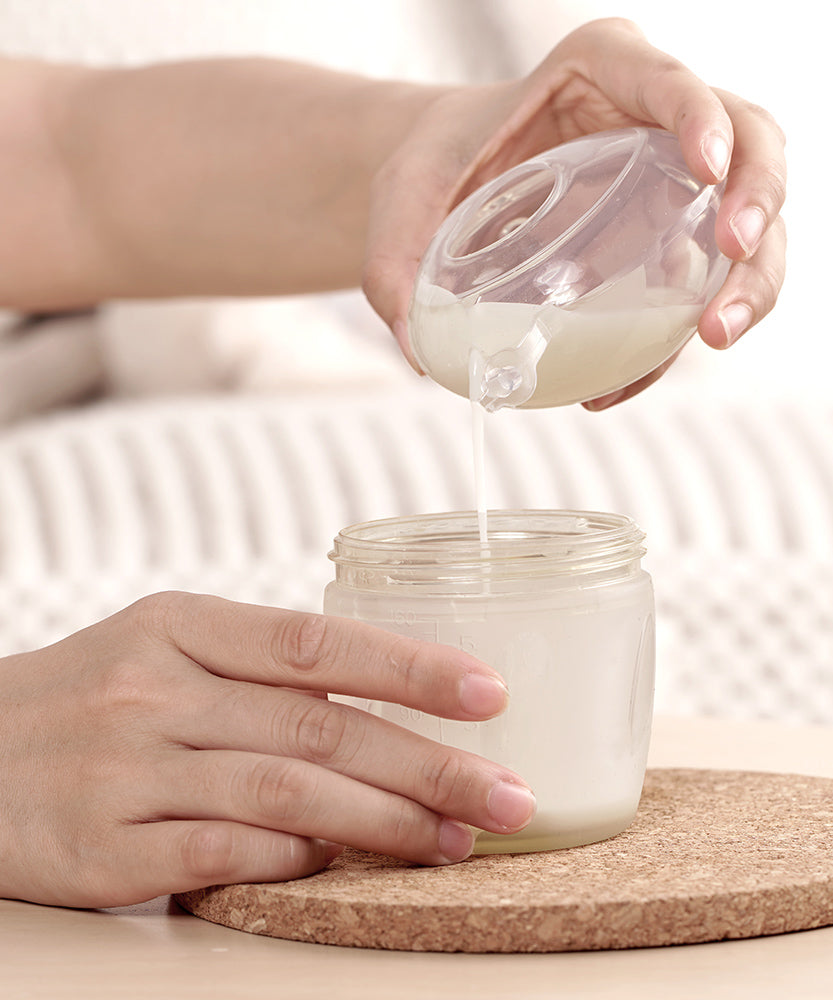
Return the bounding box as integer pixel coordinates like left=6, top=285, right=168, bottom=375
left=175, top=769, right=833, bottom=952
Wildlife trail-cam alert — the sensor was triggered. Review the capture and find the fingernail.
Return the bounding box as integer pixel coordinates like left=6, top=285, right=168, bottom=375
left=718, top=302, right=754, bottom=346
left=438, top=819, right=476, bottom=863
left=487, top=781, right=537, bottom=831
left=729, top=206, right=766, bottom=258
left=458, top=673, right=509, bottom=717
left=701, top=133, right=731, bottom=181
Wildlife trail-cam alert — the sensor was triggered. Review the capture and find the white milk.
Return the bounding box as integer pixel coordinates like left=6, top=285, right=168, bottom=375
left=411, top=269, right=701, bottom=409
left=387, top=582, right=654, bottom=853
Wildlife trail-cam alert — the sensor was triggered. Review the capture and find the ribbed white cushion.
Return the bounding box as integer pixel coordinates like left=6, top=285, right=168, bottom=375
left=1, top=384, right=830, bottom=724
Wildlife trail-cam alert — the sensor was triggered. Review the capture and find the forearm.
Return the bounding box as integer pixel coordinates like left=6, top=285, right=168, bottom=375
left=0, top=57, right=448, bottom=310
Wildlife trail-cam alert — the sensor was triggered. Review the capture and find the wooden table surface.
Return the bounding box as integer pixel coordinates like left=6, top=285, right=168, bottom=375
left=3, top=716, right=833, bottom=999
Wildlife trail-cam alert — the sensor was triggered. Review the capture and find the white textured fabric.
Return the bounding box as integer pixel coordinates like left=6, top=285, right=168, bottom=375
left=0, top=384, right=830, bottom=725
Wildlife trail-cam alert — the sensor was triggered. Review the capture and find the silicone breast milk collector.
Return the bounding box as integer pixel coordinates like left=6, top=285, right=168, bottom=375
left=409, top=127, right=730, bottom=410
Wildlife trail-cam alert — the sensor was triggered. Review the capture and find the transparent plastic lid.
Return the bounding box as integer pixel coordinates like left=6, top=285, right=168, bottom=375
left=409, top=127, right=730, bottom=410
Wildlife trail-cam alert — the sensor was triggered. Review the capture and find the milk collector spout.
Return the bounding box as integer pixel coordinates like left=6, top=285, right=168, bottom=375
left=470, top=319, right=551, bottom=412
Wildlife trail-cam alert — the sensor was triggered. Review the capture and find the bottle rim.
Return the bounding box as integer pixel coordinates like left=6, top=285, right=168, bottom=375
left=328, top=509, right=645, bottom=585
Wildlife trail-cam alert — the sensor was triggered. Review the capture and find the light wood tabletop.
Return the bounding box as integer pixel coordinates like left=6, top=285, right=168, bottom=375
left=3, top=716, right=833, bottom=1000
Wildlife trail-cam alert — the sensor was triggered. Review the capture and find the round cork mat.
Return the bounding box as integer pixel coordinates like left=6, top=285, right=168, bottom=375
left=175, top=769, right=833, bottom=952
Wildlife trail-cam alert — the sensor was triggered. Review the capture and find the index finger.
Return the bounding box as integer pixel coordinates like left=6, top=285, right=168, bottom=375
left=710, top=87, right=787, bottom=260
left=544, top=19, right=734, bottom=184
left=140, top=591, right=509, bottom=722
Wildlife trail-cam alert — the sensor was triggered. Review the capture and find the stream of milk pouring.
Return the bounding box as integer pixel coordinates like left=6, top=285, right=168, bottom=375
left=469, top=350, right=489, bottom=548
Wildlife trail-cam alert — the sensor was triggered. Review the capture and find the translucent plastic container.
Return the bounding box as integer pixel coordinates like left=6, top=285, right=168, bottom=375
left=409, top=127, right=730, bottom=410
left=324, top=509, right=655, bottom=854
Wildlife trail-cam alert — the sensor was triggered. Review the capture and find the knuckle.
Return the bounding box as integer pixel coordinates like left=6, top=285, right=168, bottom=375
left=178, top=824, right=237, bottom=882
left=742, top=100, right=787, bottom=148
left=763, top=163, right=788, bottom=210
left=634, top=60, right=689, bottom=121
left=123, top=590, right=192, bottom=641
left=84, top=594, right=201, bottom=732
left=740, top=157, right=787, bottom=214
left=379, top=795, right=423, bottom=852
left=243, top=757, right=311, bottom=827
left=416, top=748, right=473, bottom=813
left=602, top=16, right=643, bottom=37
left=92, top=655, right=154, bottom=721
left=755, top=257, right=785, bottom=311
left=388, top=636, right=431, bottom=702
left=651, top=55, right=688, bottom=80
left=271, top=612, right=331, bottom=673
left=572, top=16, right=643, bottom=45
left=284, top=698, right=353, bottom=767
